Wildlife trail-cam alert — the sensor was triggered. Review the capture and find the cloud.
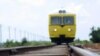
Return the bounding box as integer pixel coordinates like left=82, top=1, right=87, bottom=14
left=17, top=0, right=46, bottom=6
left=95, top=0, right=100, bottom=5
left=66, top=3, right=82, bottom=13
left=65, top=3, right=90, bottom=17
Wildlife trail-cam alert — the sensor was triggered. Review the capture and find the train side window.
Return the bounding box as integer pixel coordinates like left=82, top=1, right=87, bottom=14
left=63, top=16, right=74, bottom=25
left=51, top=16, right=62, bottom=25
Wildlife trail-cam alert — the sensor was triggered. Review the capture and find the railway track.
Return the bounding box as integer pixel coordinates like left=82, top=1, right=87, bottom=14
left=10, top=45, right=70, bottom=56
left=0, top=44, right=100, bottom=56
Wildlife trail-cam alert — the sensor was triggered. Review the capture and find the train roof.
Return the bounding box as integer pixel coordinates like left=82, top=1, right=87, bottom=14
left=49, top=13, right=76, bottom=16
left=49, top=10, right=75, bottom=16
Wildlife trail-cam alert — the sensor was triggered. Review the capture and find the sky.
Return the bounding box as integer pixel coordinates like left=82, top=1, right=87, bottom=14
left=0, top=0, right=100, bottom=42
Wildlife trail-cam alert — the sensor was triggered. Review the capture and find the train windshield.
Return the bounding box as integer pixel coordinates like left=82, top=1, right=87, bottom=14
left=51, top=16, right=62, bottom=25
left=63, top=16, right=74, bottom=25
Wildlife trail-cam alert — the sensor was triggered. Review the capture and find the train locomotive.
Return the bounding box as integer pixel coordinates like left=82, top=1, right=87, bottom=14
left=49, top=10, right=76, bottom=44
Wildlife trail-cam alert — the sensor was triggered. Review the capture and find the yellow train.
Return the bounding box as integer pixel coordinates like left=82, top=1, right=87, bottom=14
left=49, top=10, right=76, bottom=44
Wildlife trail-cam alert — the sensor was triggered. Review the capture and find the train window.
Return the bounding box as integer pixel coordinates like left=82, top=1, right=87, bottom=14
left=51, top=16, right=62, bottom=25
left=63, top=16, right=74, bottom=25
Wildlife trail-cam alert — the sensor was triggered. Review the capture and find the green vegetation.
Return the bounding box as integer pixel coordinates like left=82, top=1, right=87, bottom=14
left=90, top=27, right=100, bottom=43
left=70, top=39, right=92, bottom=45
left=5, top=26, right=100, bottom=48
left=3, top=38, right=52, bottom=48
left=21, top=37, right=28, bottom=46
left=71, top=26, right=100, bottom=45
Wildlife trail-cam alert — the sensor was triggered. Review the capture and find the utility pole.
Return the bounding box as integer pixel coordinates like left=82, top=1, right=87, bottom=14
left=19, top=30, right=22, bottom=39
left=14, top=28, right=16, bottom=41
left=8, top=26, right=11, bottom=40
left=24, top=31, right=27, bottom=38
left=0, top=24, right=2, bottom=47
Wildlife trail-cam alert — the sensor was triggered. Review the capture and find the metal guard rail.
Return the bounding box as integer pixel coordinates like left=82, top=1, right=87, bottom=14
left=70, top=46, right=100, bottom=56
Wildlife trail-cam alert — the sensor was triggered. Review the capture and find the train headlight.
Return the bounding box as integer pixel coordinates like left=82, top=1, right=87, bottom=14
left=53, top=28, right=57, bottom=31
left=68, top=28, right=72, bottom=32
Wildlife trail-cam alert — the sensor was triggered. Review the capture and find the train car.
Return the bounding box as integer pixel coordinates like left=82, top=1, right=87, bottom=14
left=49, top=10, right=76, bottom=44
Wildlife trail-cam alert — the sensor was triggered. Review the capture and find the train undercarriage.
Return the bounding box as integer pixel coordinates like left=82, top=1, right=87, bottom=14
left=50, top=35, right=74, bottom=45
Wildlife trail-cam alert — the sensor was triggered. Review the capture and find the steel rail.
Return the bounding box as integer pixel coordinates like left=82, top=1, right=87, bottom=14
left=70, top=46, right=100, bottom=56
left=0, top=45, right=55, bottom=56
left=11, top=45, right=70, bottom=56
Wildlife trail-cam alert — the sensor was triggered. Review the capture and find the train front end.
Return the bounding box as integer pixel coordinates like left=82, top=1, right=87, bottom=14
left=49, top=10, right=76, bottom=44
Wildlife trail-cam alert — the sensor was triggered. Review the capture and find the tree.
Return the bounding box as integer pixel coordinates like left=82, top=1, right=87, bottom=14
left=21, top=37, right=28, bottom=45
left=90, top=27, right=100, bottom=43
